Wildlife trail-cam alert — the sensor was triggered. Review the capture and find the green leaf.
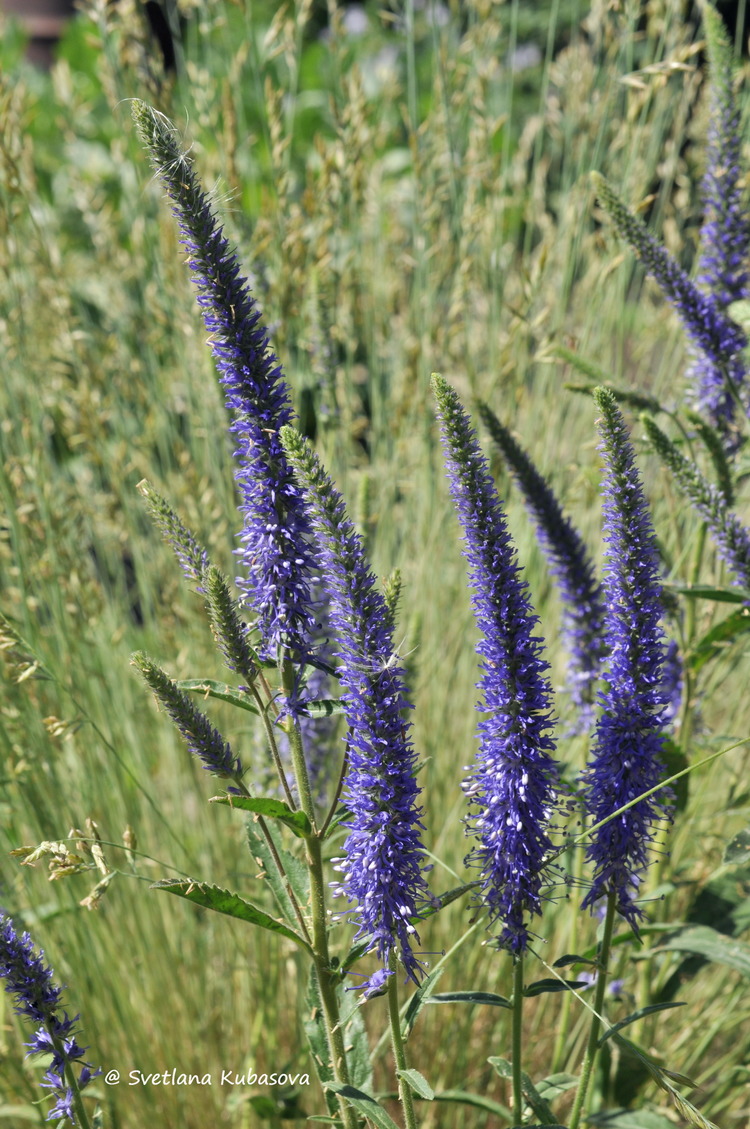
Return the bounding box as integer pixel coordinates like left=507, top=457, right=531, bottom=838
left=728, top=298, right=750, bottom=334
left=210, top=795, right=312, bottom=837
left=177, top=679, right=259, bottom=714
left=523, top=978, right=588, bottom=997
left=415, top=881, right=481, bottom=921
left=245, top=820, right=310, bottom=929
left=398, top=1068, right=434, bottom=1100
left=659, top=739, right=689, bottom=812
left=552, top=953, right=598, bottom=968
left=427, top=991, right=511, bottom=1008
left=403, top=966, right=445, bottom=1038
left=324, top=1083, right=402, bottom=1129
left=488, top=1059, right=557, bottom=1124
left=299, top=698, right=346, bottom=718
left=304, top=970, right=372, bottom=1115
left=655, top=925, right=750, bottom=976
left=689, top=606, right=750, bottom=673
left=598, top=1003, right=685, bottom=1046
left=665, top=583, right=750, bottom=604
left=725, top=827, right=750, bottom=866
left=150, top=880, right=310, bottom=951
left=430, top=1090, right=512, bottom=1117
left=586, top=1110, right=676, bottom=1129
left=535, top=1073, right=578, bottom=1101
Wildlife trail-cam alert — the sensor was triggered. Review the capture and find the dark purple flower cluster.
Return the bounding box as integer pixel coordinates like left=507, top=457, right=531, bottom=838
left=280, top=426, right=428, bottom=986
left=433, top=377, right=560, bottom=953
left=0, top=916, right=99, bottom=1125
left=582, top=390, right=670, bottom=927
left=132, top=101, right=317, bottom=659
left=478, top=401, right=606, bottom=731
left=593, top=172, right=747, bottom=438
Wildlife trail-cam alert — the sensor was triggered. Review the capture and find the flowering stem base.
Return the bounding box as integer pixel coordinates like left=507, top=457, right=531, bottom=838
left=568, top=892, right=617, bottom=1129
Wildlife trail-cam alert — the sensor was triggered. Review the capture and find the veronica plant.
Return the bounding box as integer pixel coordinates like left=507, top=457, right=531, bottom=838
left=131, top=101, right=319, bottom=664
left=569, top=388, right=671, bottom=1129
left=593, top=171, right=747, bottom=439
left=432, top=375, right=562, bottom=1124
left=0, top=916, right=99, bottom=1128
left=478, top=400, right=607, bottom=730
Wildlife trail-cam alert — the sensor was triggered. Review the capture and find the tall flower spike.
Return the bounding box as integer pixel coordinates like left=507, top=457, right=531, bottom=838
left=137, top=479, right=210, bottom=587
left=582, top=389, right=670, bottom=927
left=432, top=376, right=560, bottom=953
left=643, top=414, right=750, bottom=589
left=697, top=1, right=749, bottom=310
left=279, top=425, right=428, bottom=986
left=0, top=916, right=99, bottom=1126
left=592, top=171, right=747, bottom=438
left=689, top=2, right=750, bottom=429
left=132, top=101, right=317, bottom=659
left=478, top=400, right=606, bottom=731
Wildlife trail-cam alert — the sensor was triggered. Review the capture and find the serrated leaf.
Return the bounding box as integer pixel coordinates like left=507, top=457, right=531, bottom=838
left=245, top=820, right=310, bottom=929
left=523, top=978, right=588, bottom=997
left=324, top=1083, right=402, bottom=1129
left=210, top=795, right=312, bottom=837
left=398, top=1068, right=434, bottom=1100
left=427, top=990, right=511, bottom=1008
left=177, top=679, right=260, bottom=714
left=303, top=971, right=339, bottom=1118
left=598, top=1003, right=685, bottom=1046
left=304, top=969, right=372, bottom=1115
left=655, top=925, right=750, bottom=976
left=150, top=879, right=310, bottom=950
left=725, top=827, right=750, bottom=865
left=665, top=583, right=750, bottom=604
left=689, top=607, right=750, bottom=673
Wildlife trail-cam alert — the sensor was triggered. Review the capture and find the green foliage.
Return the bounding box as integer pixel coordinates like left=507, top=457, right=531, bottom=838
left=2, top=0, right=750, bottom=1126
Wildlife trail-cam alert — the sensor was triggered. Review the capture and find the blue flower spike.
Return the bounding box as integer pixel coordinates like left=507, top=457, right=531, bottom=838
left=432, top=375, right=560, bottom=953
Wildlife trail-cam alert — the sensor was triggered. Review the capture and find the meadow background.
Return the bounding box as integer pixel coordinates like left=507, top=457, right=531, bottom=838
left=1, top=0, right=750, bottom=1126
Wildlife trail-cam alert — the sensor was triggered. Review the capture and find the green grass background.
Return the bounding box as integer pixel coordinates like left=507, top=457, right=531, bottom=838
left=1, top=1, right=750, bottom=1125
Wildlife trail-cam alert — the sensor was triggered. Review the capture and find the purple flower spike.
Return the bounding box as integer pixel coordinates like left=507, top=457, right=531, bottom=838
left=582, top=389, right=671, bottom=927
left=279, top=426, right=428, bottom=986
left=0, top=916, right=99, bottom=1126
left=478, top=400, right=607, bottom=732
left=697, top=2, right=750, bottom=312
left=132, top=101, right=317, bottom=659
left=593, top=171, right=747, bottom=440
left=432, top=376, right=560, bottom=953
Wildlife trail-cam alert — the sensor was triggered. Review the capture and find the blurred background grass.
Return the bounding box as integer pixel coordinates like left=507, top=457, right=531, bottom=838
left=2, top=1, right=750, bottom=1125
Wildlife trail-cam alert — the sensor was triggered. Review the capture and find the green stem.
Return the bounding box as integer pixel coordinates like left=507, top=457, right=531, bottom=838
left=568, top=892, right=617, bottom=1129
left=280, top=656, right=318, bottom=830
left=512, top=954, right=525, bottom=1125
left=306, top=832, right=358, bottom=1129
left=50, top=1030, right=92, bottom=1129
left=388, top=955, right=419, bottom=1129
